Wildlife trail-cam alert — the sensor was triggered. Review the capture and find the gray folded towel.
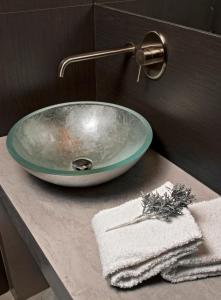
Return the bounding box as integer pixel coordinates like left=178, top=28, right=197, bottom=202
left=161, top=197, right=221, bottom=283
left=92, top=182, right=202, bottom=288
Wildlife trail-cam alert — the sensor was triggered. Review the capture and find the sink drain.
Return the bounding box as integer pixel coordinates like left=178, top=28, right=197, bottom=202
left=72, top=158, right=93, bottom=171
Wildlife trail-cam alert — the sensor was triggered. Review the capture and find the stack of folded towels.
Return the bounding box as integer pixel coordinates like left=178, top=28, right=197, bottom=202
left=92, top=182, right=221, bottom=288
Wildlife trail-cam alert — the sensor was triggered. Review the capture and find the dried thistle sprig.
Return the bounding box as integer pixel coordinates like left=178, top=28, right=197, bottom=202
left=141, top=184, right=195, bottom=222
left=106, top=184, right=195, bottom=232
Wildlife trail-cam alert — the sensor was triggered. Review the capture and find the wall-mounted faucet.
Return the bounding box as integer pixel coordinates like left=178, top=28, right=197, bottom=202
left=58, top=31, right=167, bottom=82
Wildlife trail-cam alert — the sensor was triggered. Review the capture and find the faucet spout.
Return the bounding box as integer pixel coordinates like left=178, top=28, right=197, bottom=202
left=58, top=44, right=136, bottom=78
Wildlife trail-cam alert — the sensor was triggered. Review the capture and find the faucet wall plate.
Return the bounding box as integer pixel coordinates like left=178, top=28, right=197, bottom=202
left=136, top=31, right=167, bottom=80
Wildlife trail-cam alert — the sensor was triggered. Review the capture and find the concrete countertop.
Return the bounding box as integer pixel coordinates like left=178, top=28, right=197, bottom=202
left=0, top=136, right=219, bottom=300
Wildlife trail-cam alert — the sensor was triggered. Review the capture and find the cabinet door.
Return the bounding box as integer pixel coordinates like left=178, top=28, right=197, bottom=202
left=0, top=188, right=48, bottom=300
left=0, top=234, right=9, bottom=296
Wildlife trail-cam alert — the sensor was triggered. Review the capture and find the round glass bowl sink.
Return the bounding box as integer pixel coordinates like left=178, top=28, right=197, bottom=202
left=6, top=102, right=153, bottom=187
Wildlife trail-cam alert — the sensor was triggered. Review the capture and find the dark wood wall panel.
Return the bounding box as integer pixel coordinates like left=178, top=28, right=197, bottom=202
left=213, top=0, right=221, bottom=35
left=105, top=0, right=214, bottom=32
left=0, top=5, right=95, bottom=136
left=0, top=0, right=91, bottom=13
left=95, top=0, right=129, bottom=2
left=95, top=5, right=221, bottom=194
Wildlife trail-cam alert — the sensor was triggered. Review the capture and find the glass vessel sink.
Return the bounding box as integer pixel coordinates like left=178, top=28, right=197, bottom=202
left=6, top=102, right=153, bottom=187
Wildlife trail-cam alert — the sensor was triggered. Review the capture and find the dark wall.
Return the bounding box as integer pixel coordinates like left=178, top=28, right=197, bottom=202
left=95, top=5, right=221, bottom=194
left=95, top=0, right=127, bottom=3
left=0, top=1, right=91, bottom=12
left=97, top=0, right=221, bottom=35
left=0, top=1, right=95, bottom=136
left=103, top=0, right=214, bottom=32
left=213, top=0, right=221, bottom=34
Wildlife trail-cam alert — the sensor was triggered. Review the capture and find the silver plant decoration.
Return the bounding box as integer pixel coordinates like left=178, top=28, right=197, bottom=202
left=106, top=184, right=196, bottom=232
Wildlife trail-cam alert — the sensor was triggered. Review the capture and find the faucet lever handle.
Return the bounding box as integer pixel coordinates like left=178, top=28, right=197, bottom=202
left=135, top=48, right=147, bottom=83
left=136, top=65, right=142, bottom=83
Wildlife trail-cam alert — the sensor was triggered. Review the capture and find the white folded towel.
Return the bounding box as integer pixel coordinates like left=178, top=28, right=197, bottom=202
left=92, top=182, right=202, bottom=288
left=161, top=197, right=221, bottom=283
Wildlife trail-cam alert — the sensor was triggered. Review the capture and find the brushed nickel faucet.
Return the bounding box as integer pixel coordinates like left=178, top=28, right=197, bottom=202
left=58, top=31, right=167, bottom=82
